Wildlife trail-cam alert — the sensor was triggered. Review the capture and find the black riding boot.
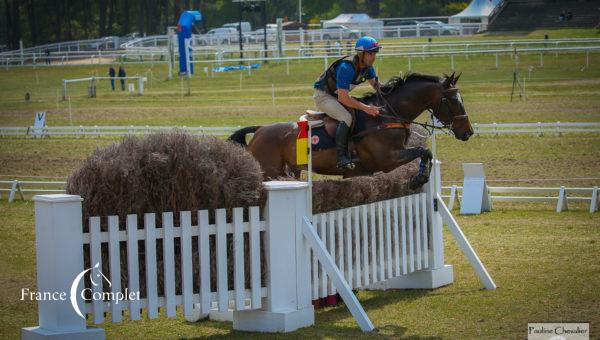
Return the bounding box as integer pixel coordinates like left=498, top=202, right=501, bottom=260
left=335, top=122, right=355, bottom=170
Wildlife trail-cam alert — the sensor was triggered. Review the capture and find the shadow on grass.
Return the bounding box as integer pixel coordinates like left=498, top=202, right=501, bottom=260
left=179, top=289, right=447, bottom=339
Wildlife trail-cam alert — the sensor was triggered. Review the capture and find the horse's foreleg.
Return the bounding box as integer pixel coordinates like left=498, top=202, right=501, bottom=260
left=411, top=147, right=433, bottom=189
left=386, top=147, right=432, bottom=189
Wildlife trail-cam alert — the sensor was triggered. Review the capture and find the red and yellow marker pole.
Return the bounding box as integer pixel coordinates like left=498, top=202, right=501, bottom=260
left=296, top=120, right=309, bottom=165
left=296, top=120, right=313, bottom=218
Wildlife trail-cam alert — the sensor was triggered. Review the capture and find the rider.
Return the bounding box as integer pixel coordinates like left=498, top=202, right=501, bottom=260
left=313, top=36, right=382, bottom=170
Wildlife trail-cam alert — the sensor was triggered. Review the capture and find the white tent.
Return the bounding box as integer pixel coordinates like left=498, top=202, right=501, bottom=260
left=449, top=0, right=501, bottom=24
left=323, top=13, right=384, bottom=39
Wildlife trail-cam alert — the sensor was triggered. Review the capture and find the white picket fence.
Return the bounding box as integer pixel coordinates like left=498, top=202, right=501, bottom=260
left=82, top=207, right=267, bottom=324
left=311, top=193, right=432, bottom=300
left=23, top=162, right=495, bottom=338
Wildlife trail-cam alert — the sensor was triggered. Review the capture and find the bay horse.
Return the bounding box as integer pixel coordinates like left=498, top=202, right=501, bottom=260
left=229, top=72, right=473, bottom=188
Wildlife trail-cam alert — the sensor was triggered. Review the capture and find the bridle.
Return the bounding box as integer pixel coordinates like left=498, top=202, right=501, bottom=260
left=375, top=84, right=467, bottom=135
left=430, top=92, right=470, bottom=130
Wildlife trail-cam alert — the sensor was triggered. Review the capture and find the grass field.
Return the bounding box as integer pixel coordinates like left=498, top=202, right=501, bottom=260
left=1, top=29, right=600, bottom=339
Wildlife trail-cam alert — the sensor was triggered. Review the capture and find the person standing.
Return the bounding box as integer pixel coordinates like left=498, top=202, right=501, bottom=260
left=118, top=66, right=126, bottom=91
left=109, top=66, right=116, bottom=91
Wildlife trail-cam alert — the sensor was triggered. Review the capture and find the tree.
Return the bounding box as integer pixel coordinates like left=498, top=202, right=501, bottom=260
left=26, top=0, right=37, bottom=45
left=4, top=0, right=22, bottom=49
left=365, top=0, right=380, bottom=17
left=99, top=0, right=107, bottom=38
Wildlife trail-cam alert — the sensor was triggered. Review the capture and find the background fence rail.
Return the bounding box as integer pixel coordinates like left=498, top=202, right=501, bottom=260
left=2, top=122, right=599, bottom=139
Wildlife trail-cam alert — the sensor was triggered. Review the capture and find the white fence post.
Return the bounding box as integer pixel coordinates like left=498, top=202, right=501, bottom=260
left=591, top=186, right=599, bottom=213
left=556, top=186, right=568, bottom=212
left=8, top=179, right=23, bottom=203
left=448, top=185, right=458, bottom=211
left=22, top=194, right=105, bottom=339
left=138, top=77, right=145, bottom=95
left=233, top=181, right=314, bottom=332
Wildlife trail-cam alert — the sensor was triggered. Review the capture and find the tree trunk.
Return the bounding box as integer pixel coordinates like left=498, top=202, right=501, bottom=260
left=13, top=0, right=21, bottom=48
left=137, top=0, right=145, bottom=35
left=4, top=0, right=19, bottom=49
left=107, top=0, right=115, bottom=36
left=25, top=0, right=37, bottom=46
left=54, top=0, right=62, bottom=42
left=83, top=0, right=91, bottom=38
left=66, top=0, right=73, bottom=41
left=173, top=0, right=180, bottom=25
left=146, top=0, right=156, bottom=34
left=161, top=0, right=168, bottom=29
left=123, top=0, right=130, bottom=34
left=99, top=0, right=107, bottom=37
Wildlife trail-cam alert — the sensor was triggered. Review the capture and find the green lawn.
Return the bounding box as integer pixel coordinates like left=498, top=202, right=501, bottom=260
left=1, top=201, right=598, bottom=339
left=1, top=30, right=600, bottom=339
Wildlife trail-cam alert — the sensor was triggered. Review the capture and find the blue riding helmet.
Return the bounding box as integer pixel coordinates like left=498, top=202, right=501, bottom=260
left=355, top=36, right=380, bottom=53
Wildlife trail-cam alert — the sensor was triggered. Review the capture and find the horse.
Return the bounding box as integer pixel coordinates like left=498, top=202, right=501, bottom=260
left=228, top=72, right=473, bottom=189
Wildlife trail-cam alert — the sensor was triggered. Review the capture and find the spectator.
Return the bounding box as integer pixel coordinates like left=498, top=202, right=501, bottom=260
left=118, top=66, right=126, bottom=91
left=566, top=11, right=573, bottom=21
left=108, top=66, right=116, bottom=91
left=45, top=49, right=50, bottom=64
left=559, top=10, right=566, bottom=22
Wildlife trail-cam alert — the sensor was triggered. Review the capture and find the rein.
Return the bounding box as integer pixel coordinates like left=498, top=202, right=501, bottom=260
left=372, top=84, right=462, bottom=135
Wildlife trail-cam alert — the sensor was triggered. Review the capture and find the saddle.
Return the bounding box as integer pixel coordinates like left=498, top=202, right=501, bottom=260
left=299, top=110, right=356, bottom=137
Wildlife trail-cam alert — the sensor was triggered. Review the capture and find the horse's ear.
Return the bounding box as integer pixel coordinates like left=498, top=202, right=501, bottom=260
left=453, top=72, right=462, bottom=85
left=443, top=72, right=455, bottom=88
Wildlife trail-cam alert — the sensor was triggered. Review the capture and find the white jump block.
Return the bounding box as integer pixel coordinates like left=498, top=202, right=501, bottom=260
left=22, top=327, right=105, bottom=340
left=460, top=163, right=492, bottom=215
left=368, top=265, right=454, bottom=290
left=233, top=306, right=315, bottom=332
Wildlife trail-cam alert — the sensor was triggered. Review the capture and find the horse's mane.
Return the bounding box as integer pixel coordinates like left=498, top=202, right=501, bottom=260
left=361, top=73, right=441, bottom=102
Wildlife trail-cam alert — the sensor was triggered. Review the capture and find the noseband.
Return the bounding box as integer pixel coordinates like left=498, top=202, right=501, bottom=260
left=434, top=96, right=468, bottom=129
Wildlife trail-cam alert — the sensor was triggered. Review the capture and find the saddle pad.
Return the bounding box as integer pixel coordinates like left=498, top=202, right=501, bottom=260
left=310, top=126, right=336, bottom=151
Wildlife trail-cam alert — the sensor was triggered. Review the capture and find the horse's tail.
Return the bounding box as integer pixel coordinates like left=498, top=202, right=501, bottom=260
left=228, top=126, right=262, bottom=147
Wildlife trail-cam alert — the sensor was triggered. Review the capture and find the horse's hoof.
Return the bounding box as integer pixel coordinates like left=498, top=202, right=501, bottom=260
left=337, top=161, right=356, bottom=170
